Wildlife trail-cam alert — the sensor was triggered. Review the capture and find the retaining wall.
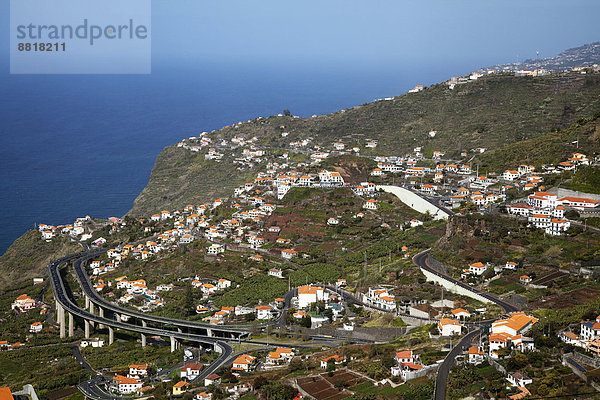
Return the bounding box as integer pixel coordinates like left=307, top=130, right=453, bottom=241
left=377, top=185, right=450, bottom=220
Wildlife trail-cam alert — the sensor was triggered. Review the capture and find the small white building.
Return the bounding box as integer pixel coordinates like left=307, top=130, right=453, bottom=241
left=437, top=318, right=462, bottom=336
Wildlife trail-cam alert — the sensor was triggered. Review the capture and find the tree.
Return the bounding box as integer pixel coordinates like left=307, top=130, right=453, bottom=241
left=283, top=109, right=291, bottom=116
left=183, top=286, right=194, bottom=316
left=253, top=375, right=268, bottom=389
left=327, top=358, right=336, bottom=372
left=288, top=358, right=304, bottom=373
left=300, top=316, right=311, bottom=328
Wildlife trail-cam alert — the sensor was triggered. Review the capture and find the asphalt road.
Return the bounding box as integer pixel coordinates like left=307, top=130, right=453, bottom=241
left=412, top=250, right=519, bottom=314
left=70, top=250, right=254, bottom=337
left=434, top=328, right=481, bottom=400
left=49, top=253, right=237, bottom=400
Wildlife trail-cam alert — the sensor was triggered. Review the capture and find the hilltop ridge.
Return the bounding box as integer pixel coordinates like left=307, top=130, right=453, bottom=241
left=129, top=71, right=600, bottom=217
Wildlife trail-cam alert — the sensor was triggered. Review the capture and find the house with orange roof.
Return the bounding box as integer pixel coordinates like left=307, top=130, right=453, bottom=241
left=365, top=287, right=396, bottom=311
left=363, top=198, right=378, bottom=210
left=281, top=248, right=298, bottom=260
left=502, top=170, right=519, bottom=181
left=320, top=354, right=345, bottom=369
left=580, top=315, right=600, bottom=341
left=451, top=308, right=471, bottom=320
left=265, top=347, right=294, bottom=367
left=520, top=275, right=532, bottom=284
left=394, top=350, right=418, bottom=364
left=231, top=354, right=257, bottom=372
left=468, top=346, right=484, bottom=364
left=11, top=294, right=36, bottom=312
left=128, top=364, right=149, bottom=379
left=558, top=196, right=598, bottom=209
left=111, top=375, right=143, bottom=394
left=437, top=318, right=463, bottom=336
left=420, top=184, right=436, bottom=194
left=468, top=262, right=487, bottom=276
left=371, top=168, right=384, bottom=176
left=172, top=381, right=189, bottom=396
left=217, top=278, right=231, bottom=290
left=255, top=305, right=272, bottom=320
left=293, top=310, right=306, bottom=319
left=491, top=313, right=538, bottom=337
left=29, top=322, right=42, bottom=333
left=297, top=285, right=326, bottom=309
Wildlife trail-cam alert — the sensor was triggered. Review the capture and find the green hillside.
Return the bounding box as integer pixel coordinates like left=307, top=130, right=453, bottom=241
left=129, top=71, right=600, bottom=217
left=476, top=112, right=600, bottom=173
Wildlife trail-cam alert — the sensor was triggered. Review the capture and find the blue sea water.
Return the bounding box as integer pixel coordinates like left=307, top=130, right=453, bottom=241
left=0, top=59, right=478, bottom=254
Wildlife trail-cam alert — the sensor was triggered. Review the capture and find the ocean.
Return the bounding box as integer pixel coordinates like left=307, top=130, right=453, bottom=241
left=0, top=59, right=479, bottom=254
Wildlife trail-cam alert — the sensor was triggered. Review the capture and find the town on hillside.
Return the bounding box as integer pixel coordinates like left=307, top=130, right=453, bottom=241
left=2, top=64, right=600, bottom=400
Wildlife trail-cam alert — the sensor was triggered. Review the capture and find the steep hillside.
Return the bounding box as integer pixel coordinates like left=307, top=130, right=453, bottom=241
left=476, top=112, right=600, bottom=172
left=0, top=230, right=81, bottom=289
left=129, top=72, right=600, bottom=217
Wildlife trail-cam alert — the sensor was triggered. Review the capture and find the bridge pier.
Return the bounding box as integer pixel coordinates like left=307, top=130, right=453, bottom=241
left=141, top=321, right=147, bottom=347
left=206, top=328, right=212, bottom=337
left=88, top=302, right=95, bottom=329
left=84, top=320, right=90, bottom=339
left=98, top=307, right=104, bottom=329
left=116, top=313, right=121, bottom=323
left=177, top=327, right=182, bottom=334
left=57, top=303, right=66, bottom=338
left=170, top=336, right=178, bottom=352
left=85, top=295, right=90, bottom=309
left=68, top=312, right=74, bottom=337
left=108, top=327, right=114, bottom=345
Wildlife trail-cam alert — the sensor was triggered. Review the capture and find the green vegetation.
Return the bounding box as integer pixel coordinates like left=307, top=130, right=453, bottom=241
left=564, top=165, right=600, bottom=194
left=0, top=345, right=91, bottom=395
left=129, top=72, right=600, bottom=216
left=82, top=339, right=184, bottom=371
left=350, top=377, right=434, bottom=399
left=0, top=229, right=80, bottom=289
left=212, top=275, right=288, bottom=308
left=477, top=113, right=600, bottom=173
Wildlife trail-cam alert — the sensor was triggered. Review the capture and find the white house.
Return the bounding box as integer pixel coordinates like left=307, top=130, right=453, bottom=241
left=204, top=373, right=221, bottom=387
left=81, top=338, right=105, bottom=348
left=491, top=313, right=538, bottom=336
left=180, top=363, right=203, bottom=379
left=29, top=322, right=43, bottom=333
left=468, top=262, right=487, bottom=276
left=217, top=278, right=232, bottom=290
left=297, top=285, right=326, bottom=309
left=451, top=308, right=471, bottom=320
left=363, top=199, right=378, bottom=210
left=468, top=346, right=485, bottom=364
left=507, top=372, right=532, bottom=387
left=231, top=354, right=256, bottom=372
left=207, top=244, right=225, bottom=255
left=268, top=268, right=284, bottom=279
left=128, top=364, right=149, bottom=379
left=111, top=375, right=143, bottom=394
left=437, top=318, right=463, bottom=336
left=281, top=249, right=298, bottom=259
left=320, top=355, right=345, bottom=369
left=255, top=306, right=272, bottom=320
left=580, top=316, right=600, bottom=341
left=502, top=170, right=519, bottom=181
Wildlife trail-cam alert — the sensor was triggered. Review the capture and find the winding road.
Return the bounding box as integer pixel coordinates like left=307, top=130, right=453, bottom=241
left=412, top=250, right=518, bottom=314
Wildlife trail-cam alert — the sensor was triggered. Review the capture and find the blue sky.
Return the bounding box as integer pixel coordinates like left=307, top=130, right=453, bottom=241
left=1, top=0, right=599, bottom=71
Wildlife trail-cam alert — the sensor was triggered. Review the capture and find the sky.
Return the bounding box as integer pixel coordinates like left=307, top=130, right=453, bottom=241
left=1, top=0, right=599, bottom=72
